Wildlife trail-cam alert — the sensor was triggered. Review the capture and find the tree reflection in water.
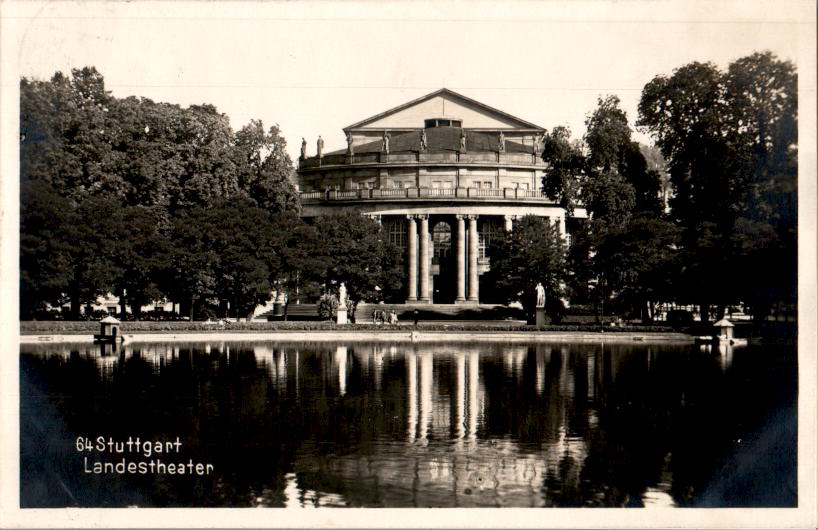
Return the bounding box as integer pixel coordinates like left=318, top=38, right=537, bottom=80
left=20, top=340, right=796, bottom=508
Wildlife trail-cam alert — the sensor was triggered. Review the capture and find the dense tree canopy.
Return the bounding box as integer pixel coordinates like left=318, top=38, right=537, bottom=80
left=310, top=214, right=404, bottom=314
left=20, top=56, right=797, bottom=325
left=541, top=126, right=584, bottom=213
left=638, top=51, right=797, bottom=319
left=485, top=216, right=567, bottom=321
left=19, top=67, right=302, bottom=318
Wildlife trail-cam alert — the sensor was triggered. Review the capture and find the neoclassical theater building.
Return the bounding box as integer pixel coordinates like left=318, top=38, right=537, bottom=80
left=297, top=89, right=586, bottom=305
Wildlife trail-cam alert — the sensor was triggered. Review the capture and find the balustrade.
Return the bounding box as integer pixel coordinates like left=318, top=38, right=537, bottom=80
left=299, top=186, right=552, bottom=202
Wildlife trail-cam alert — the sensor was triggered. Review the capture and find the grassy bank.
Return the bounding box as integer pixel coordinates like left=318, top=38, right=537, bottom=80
left=20, top=320, right=676, bottom=335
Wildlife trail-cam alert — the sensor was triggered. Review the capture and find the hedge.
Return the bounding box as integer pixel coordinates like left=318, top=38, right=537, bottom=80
left=20, top=320, right=676, bottom=335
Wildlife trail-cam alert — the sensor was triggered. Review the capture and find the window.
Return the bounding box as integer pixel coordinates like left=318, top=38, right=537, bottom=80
left=479, top=219, right=501, bottom=259
left=432, top=181, right=442, bottom=189
left=484, top=181, right=493, bottom=188
left=385, top=218, right=407, bottom=249
left=474, top=181, right=481, bottom=189
left=424, top=118, right=461, bottom=128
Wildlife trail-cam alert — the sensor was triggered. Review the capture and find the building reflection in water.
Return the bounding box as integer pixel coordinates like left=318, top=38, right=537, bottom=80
left=21, top=338, right=780, bottom=508
left=335, top=346, right=348, bottom=396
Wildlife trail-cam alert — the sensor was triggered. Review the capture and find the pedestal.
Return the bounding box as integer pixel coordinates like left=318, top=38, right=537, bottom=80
left=535, top=308, right=546, bottom=327
left=336, top=307, right=348, bottom=325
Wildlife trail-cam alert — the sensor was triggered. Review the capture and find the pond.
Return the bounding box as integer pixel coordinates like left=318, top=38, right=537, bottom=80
left=20, top=340, right=796, bottom=508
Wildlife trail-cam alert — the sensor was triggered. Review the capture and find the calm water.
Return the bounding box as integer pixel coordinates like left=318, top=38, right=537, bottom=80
left=20, top=340, right=796, bottom=508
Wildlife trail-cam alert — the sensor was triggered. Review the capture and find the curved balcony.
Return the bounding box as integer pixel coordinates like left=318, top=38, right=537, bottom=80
left=298, top=151, right=545, bottom=172
left=299, top=186, right=557, bottom=204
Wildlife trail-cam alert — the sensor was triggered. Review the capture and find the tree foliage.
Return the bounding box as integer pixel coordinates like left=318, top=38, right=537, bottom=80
left=638, top=51, right=797, bottom=318
left=310, top=214, right=404, bottom=310
left=19, top=67, right=300, bottom=318
left=485, top=216, right=567, bottom=321
left=541, top=126, right=584, bottom=213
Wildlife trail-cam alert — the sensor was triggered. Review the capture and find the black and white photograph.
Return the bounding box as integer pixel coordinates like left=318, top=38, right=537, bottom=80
left=1, top=1, right=815, bottom=527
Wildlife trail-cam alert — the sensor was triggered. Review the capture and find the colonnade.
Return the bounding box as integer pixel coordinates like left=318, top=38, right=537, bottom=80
left=406, top=351, right=481, bottom=442
left=379, top=212, right=566, bottom=304
left=405, top=214, right=480, bottom=303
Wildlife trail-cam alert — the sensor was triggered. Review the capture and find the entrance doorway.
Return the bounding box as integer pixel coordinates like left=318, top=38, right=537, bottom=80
left=431, top=221, right=455, bottom=303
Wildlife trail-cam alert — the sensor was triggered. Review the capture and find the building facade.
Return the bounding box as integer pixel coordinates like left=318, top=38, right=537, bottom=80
left=297, top=89, right=585, bottom=305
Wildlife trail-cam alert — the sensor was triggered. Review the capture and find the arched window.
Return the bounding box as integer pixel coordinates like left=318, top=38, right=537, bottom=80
left=432, top=222, right=451, bottom=262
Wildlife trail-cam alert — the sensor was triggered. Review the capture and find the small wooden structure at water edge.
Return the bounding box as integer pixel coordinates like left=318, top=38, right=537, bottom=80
left=695, top=316, right=748, bottom=347
left=94, top=315, right=125, bottom=343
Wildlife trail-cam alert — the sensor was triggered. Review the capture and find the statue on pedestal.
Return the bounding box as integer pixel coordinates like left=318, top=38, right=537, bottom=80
left=382, top=131, right=390, bottom=154
left=535, top=282, right=546, bottom=308
left=419, top=130, right=427, bottom=152
left=532, top=134, right=541, bottom=154
left=317, top=135, right=324, bottom=158
left=338, top=282, right=348, bottom=309
left=498, top=131, right=505, bottom=153
left=346, top=132, right=354, bottom=156
left=460, top=129, right=467, bottom=152
left=300, top=137, right=307, bottom=160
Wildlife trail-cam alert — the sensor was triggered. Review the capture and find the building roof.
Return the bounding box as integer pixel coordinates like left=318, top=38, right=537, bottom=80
left=327, top=127, right=536, bottom=156
left=713, top=317, right=734, bottom=328
left=343, top=88, right=545, bottom=132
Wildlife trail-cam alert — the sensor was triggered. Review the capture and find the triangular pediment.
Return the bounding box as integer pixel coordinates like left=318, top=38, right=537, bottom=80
left=344, top=89, right=544, bottom=131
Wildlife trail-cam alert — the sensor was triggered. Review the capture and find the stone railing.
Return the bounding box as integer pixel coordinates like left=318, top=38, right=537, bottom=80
left=298, top=150, right=544, bottom=169
left=300, top=187, right=553, bottom=202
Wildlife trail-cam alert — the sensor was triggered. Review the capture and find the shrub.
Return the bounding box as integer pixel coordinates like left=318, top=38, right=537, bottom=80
left=317, top=293, right=338, bottom=321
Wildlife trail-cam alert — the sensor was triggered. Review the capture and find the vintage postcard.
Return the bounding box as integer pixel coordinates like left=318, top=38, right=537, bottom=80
left=1, top=1, right=815, bottom=528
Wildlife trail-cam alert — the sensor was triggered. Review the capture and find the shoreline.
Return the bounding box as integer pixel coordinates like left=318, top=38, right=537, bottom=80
left=19, top=330, right=696, bottom=344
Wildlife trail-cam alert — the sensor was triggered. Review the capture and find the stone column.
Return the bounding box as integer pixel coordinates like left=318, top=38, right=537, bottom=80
left=418, top=215, right=430, bottom=303
left=455, top=215, right=466, bottom=302
left=467, top=215, right=479, bottom=302
left=504, top=215, right=516, bottom=232
left=407, top=215, right=418, bottom=302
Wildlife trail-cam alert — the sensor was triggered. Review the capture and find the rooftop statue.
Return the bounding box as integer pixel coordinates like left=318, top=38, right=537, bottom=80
left=346, top=132, right=354, bottom=156
left=382, top=131, right=390, bottom=154
left=498, top=131, right=505, bottom=153
left=317, top=135, right=324, bottom=158
left=419, top=130, right=427, bottom=151
left=300, top=137, right=307, bottom=160
left=460, top=129, right=467, bottom=152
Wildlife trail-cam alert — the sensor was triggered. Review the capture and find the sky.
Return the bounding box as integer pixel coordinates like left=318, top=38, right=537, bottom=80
left=3, top=1, right=812, bottom=162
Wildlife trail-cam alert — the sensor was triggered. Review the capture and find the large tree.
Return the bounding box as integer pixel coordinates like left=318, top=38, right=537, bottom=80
left=638, top=51, right=797, bottom=320
left=20, top=67, right=302, bottom=319
left=309, top=214, right=404, bottom=318
left=233, top=120, right=300, bottom=213
left=546, top=95, right=672, bottom=322
left=484, top=216, right=567, bottom=322
left=541, top=126, right=584, bottom=213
